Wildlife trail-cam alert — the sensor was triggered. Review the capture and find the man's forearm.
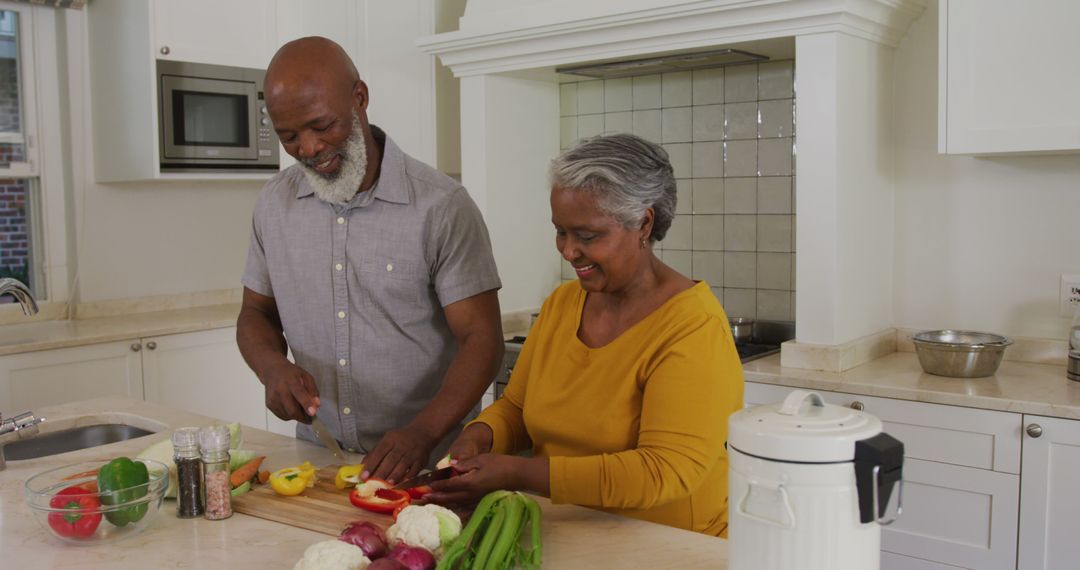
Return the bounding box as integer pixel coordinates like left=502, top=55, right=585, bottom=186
left=408, top=330, right=504, bottom=441
left=236, top=305, right=291, bottom=383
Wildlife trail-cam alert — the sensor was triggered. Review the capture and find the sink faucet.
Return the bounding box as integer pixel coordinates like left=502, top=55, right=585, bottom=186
left=0, top=278, right=39, bottom=316
left=0, top=411, right=46, bottom=471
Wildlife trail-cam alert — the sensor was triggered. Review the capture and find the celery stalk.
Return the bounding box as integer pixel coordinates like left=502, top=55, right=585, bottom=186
left=483, top=492, right=527, bottom=570
left=472, top=497, right=508, bottom=569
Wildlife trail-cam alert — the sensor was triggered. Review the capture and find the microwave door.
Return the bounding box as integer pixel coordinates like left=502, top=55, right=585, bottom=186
left=160, top=75, right=259, bottom=162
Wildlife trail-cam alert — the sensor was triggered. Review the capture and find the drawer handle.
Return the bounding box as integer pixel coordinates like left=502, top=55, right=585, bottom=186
left=130, top=343, right=141, bottom=352
left=1026, top=424, right=1043, bottom=438
left=146, top=341, right=157, bottom=351
left=160, top=46, right=170, bottom=55
left=849, top=401, right=865, bottom=411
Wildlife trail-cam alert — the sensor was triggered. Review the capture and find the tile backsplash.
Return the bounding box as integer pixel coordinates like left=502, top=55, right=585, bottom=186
left=558, top=60, right=796, bottom=321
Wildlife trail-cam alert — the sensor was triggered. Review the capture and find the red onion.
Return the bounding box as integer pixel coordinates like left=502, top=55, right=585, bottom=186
left=338, top=521, right=389, bottom=559
left=368, top=558, right=410, bottom=570
left=386, top=544, right=436, bottom=570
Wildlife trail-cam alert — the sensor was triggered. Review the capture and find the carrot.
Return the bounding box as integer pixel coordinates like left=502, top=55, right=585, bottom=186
left=258, top=469, right=270, bottom=484
left=229, top=455, right=266, bottom=488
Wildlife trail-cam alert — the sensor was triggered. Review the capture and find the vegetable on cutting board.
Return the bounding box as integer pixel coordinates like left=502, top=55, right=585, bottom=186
left=349, top=479, right=410, bottom=514
left=97, top=456, right=151, bottom=527
left=335, top=464, right=366, bottom=490
left=436, top=490, right=542, bottom=570
left=269, top=462, right=318, bottom=496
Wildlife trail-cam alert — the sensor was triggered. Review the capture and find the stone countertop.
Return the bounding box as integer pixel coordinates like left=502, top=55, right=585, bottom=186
left=743, top=351, right=1080, bottom=420
left=1, top=397, right=728, bottom=568
left=0, top=304, right=242, bottom=356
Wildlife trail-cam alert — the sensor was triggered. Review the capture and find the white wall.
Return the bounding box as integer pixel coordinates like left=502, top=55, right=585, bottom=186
left=892, top=2, right=1080, bottom=340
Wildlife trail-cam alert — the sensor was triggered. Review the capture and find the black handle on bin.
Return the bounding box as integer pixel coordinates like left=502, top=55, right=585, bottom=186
left=854, top=432, right=904, bottom=524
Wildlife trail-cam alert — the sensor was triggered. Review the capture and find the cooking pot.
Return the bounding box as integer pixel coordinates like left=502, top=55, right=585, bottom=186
left=729, top=317, right=754, bottom=344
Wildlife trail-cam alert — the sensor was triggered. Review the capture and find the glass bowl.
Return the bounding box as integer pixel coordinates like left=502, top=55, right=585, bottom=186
left=24, top=458, right=169, bottom=545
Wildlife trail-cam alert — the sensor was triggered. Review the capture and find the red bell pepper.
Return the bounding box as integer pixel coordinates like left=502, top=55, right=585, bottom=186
left=405, top=484, right=432, bottom=500
left=349, top=478, right=410, bottom=514
left=48, top=484, right=103, bottom=538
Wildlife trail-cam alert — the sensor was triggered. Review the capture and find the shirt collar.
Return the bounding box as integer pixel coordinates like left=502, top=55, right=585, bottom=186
left=293, top=125, right=410, bottom=206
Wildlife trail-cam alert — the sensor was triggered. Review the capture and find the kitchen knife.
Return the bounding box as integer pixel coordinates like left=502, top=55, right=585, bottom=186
left=309, top=416, right=346, bottom=461
left=393, top=466, right=456, bottom=490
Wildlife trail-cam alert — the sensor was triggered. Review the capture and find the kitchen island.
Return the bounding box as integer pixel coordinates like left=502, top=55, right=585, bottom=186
left=0, top=397, right=729, bottom=568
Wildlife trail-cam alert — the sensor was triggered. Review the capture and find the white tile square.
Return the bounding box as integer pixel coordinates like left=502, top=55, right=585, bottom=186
left=577, top=80, right=604, bottom=115
left=791, top=253, right=797, bottom=289
left=632, top=74, right=662, bottom=109
left=759, top=60, right=794, bottom=100
left=691, top=142, right=723, bottom=178
left=758, top=215, right=793, bottom=252
left=692, top=251, right=724, bottom=286
left=662, top=71, right=693, bottom=107
left=724, top=140, right=757, bottom=177
left=604, top=78, right=633, bottom=112
left=759, top=138, right=793, bottom=176
left=692, top=104, right=724, bottom=142
left=692, top=68, right=724, bottom=105
left=559, top=83, right=578, bottom=117
left=724, top=252, right=757, bottom=288
left=758, top=99, right=793, bottom=138
left=724, top=178, right=756, bottom=214
left=662, top=107, right=692, bottom=143
left=633, top=109, right=662, bottom=143
left=710, top=286, right=724, bottom=304
left=604, top=111, right=633, bottom=134
left=758, top=177, right=792, bottom=214
left=577, top=114, right=604, bottom=139
left=691, top=178, right=723, bottom=214
left=675, top=179, right=692, bottom=215
left=663, top=249, right=692, bottom=276
left=664, top=143, right=692, bottom=179
left=791, top=213, right=797, bottom=252
left=724, top=288, right=757, bottom=319
left=661, top=214, right=693, bottom=249
left=757, top=252, right=792, bottom=290
left=725, top=64, right=758, bottom=103
left=560, top=116, right=577, bottom=149
left=691, top=214, right=724, bottom=251
left=757, top=290, right=792, bottom=321
left=792, top=176, right=797, bottom=214
left=724, top=102, right=758, bottom=140
left=724, top=214, right=757, bottom=252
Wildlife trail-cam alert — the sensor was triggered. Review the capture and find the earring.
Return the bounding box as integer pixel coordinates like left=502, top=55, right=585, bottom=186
left=640, top=237, right=647, bottom=249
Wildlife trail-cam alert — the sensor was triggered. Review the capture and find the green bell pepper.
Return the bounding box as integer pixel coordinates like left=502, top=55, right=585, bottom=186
left=97, top=456, right=150, bottom=527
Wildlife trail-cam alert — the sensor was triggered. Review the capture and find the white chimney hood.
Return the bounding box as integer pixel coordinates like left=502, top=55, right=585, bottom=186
left=419, top=0, right=927, bottom=359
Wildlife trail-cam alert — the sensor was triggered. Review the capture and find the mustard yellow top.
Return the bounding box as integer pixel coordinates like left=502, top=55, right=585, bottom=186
left=475, top=280, right=744, bottom=536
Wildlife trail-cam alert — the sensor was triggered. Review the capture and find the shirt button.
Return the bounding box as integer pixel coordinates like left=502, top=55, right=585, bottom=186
left=337, top=217, right=345, bottom=224
left=337, top=311, right=346, bottom=319
left=339, top=359, right=347, bottom=366
left=335, top=263, right=343, bottom=271
left=348, top=448, right=357, bottom=453
left=343, top=407, right=352, bottom=415
left=386, top=263, right=394, bottom=272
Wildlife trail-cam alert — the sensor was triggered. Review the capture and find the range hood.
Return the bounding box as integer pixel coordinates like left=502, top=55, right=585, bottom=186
left=556, top=48, right=769, bottom=79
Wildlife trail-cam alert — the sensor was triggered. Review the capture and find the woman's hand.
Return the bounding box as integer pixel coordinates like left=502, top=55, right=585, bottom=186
left=426, top=454, right=541, bottom=507
left=446, top=423, right=494, bottom=463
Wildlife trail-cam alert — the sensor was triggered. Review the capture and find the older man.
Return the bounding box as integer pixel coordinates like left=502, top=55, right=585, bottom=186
left=237, top=37, right=503, bottom=483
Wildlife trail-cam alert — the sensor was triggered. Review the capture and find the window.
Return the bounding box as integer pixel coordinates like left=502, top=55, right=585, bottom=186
left=0, top=4, right=45, bottom=306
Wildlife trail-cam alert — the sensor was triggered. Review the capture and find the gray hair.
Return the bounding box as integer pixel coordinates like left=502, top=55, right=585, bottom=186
left=549, top=133, right=676, bottom=242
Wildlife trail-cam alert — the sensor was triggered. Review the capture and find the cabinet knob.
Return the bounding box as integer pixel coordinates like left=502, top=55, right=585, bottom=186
left=130, top=343, right=141, bottom=352
left=160, top=46, right=170, bottom=55
left=849, top=401, right=865, bottom=411
left=1026, top=424, right=1043, bottom=438
left=146, top=341, right=157, bottom=351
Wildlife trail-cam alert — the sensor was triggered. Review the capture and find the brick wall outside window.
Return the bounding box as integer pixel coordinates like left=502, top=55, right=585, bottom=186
left=0, top=57, right=30, bottom=283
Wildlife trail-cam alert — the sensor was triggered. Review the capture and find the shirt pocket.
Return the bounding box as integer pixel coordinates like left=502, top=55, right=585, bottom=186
left=357, top=254, right=431, bottom=313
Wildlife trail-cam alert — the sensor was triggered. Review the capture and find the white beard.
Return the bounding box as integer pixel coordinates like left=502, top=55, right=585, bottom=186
left=301, top=114, right=369, bottom=206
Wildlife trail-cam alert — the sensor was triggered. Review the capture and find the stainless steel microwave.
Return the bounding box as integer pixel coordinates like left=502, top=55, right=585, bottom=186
left=157, top=60, right=279, bottom=172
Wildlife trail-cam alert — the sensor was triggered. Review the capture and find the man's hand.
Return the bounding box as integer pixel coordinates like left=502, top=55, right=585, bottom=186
left=362, top=425, right=439, bottom=484
left=261, top=359, right=321, bottom=423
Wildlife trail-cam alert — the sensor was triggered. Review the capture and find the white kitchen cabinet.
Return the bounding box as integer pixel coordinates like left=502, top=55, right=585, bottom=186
left=0, top=341, right=143, bottom=415
left=1018, top=414, right=1080, bottom=570
left=153, top=0, right=278, bottom=69
left=939, top=0, right=1080, bottom=154
left=141, top=327, right=266, bottom=431
left=745, top=382, right=1021, bottom=570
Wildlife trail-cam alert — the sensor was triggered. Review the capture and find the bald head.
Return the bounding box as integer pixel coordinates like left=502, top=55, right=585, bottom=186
left=265, top=36, right=360, bottom=102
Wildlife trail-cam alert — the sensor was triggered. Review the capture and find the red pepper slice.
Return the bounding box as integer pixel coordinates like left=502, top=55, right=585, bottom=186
left=349, top=479, right=410, bottom=514
left=405, top=484, right=432, bottom=500
left=48, top=484, right=103, bottom=538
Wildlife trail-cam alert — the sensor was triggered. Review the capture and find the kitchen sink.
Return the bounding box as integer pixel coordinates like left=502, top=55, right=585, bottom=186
left=3, top=424, right=156, bottom=461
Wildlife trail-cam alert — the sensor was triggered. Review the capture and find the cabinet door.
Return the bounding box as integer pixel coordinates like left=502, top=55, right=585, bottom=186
left=153, top=0, right=278, bottom=68
left=141, top=327, right=266, bottom=430
left=0, top=341, right=143, bottom=413
left=1018, top=415, right=1080, bottom=570
left=940, top=0, right=1080, bottom=154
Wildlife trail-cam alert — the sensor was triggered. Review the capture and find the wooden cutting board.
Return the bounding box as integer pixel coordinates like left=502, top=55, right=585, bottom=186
left=232, top=465, right=393, bottom=536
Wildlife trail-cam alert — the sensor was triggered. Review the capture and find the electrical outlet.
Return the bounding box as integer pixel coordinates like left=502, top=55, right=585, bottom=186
left=1061, top=275, right=1080, bottom=317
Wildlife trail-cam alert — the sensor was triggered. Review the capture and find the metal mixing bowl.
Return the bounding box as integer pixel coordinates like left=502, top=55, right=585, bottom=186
left=911, top=330, right=1013, bottom=378
left=729, top=317, right=754, bottom=345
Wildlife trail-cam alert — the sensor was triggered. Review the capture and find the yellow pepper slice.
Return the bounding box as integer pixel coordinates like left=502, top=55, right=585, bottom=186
left=298, top=461, right=318, bottom=488
left=335, top=464, right=365, bottom=490
left=269, top=466, right=313, bottom=496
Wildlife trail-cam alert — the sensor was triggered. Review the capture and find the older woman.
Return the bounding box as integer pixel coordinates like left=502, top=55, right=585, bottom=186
left=427, top=133, right=744, bottom=537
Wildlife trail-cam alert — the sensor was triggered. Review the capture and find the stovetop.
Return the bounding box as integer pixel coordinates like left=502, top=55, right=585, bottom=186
left=736, top=343, right=782, bottom=362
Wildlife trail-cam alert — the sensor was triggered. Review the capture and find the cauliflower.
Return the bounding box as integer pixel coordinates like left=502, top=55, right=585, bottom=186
left=293, top=540, right=371, bottom=570
left=386, top=504, right=462, bottom=556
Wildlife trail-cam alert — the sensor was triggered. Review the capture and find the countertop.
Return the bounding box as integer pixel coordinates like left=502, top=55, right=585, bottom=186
left=743, top=351, right=1080, bottom=420
left=0, top=397, right=728, bottom=568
